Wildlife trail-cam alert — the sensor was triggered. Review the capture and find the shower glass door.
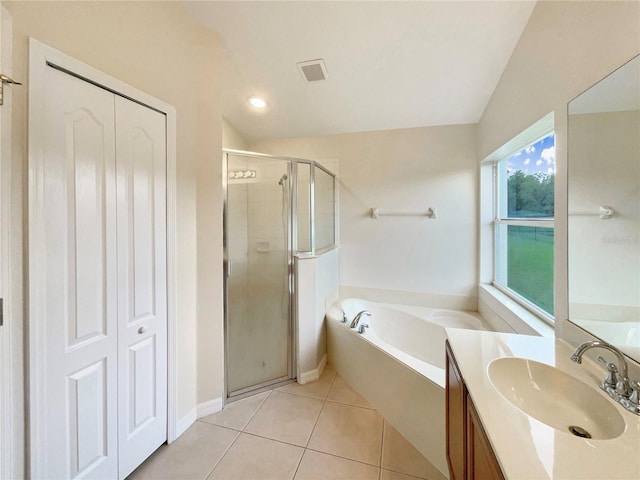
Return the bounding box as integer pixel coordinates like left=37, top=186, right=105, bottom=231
left=225, top=153, right=292, bottom=396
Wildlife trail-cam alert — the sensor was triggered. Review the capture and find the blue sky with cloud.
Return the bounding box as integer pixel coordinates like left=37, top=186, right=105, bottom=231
left=507, top=132, right=556, bottom=176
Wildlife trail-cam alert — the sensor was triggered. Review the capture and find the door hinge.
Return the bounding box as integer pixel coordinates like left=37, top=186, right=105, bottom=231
left=0, top=74, right=22, bottom=106
left=0, top=298, right=3, bottom=326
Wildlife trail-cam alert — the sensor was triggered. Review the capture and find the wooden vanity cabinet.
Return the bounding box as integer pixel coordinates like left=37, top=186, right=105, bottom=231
left=446, top=340, right=467, bottom=480
left=446, top=341, right=505, bottom=480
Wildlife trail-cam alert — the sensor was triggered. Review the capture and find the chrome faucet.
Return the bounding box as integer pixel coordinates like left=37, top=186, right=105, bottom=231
left=571, top=340, right=639, bottom=414
left=349, top=310, right=371, bottom=329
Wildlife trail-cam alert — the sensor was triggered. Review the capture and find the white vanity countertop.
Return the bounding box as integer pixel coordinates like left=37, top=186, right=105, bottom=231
left=445, top=329, right=640, bottom=480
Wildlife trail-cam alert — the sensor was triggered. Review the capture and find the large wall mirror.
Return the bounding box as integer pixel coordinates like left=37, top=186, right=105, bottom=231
left=568, top=54, right=640, bottom=361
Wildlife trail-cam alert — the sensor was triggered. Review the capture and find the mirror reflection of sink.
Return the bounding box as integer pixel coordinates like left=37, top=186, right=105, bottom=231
left=488, top=358, right=626, bottom=440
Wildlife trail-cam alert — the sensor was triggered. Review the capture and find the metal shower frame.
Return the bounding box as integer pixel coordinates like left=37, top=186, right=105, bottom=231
left=222, top=149, right=336, bottom=401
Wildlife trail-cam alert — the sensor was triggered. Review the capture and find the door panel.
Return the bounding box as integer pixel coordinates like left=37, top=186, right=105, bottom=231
left=128, top=337, right=157, bottom=431
left=42, top=66, right=118, bottom=479
left=65, top=108, right=110, bottom=348
left=115, top=96, right=167, bottom=479
left=67, top=358, right=108, bottom=477
left=226, top=154, right=292, bottom=395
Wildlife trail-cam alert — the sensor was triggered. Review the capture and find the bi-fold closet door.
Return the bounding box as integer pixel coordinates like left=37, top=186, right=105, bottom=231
left=35, top=64, right=167, bottom=479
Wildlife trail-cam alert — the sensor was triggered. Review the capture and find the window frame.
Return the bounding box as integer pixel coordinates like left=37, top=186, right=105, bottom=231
left=489, top=125, right=556, bottom=324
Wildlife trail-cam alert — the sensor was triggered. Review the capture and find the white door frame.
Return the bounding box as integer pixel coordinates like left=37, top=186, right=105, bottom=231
left=28, top=38, right=179, bottom=477
left=0, top=6, right=15, bottom=480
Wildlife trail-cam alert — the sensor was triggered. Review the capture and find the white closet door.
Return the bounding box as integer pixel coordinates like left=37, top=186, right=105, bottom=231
left=115, top=96, right=167, bottom=479
left=41, top=66, right=119, bottom=479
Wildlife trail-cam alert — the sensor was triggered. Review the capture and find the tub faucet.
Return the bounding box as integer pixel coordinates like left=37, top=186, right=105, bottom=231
left=571, top=340, right=640, bottom=415
left=350, top=310, right=371, bottom=329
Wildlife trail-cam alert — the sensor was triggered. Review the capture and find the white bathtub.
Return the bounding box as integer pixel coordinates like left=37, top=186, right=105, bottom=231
left=574, top=318, right=640, bottom=359
left=326, top=298, right=491, bottom=479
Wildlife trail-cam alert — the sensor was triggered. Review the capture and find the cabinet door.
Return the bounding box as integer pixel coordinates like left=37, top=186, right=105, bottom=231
left=115, top=96, right=167, bottom=479
left=446, top=341, right=466, bottom=480
left=466, top=397, right=505, bottom=480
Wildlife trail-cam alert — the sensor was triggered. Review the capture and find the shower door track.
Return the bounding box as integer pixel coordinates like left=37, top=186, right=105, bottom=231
left=226, top=377, right=295, bottom=402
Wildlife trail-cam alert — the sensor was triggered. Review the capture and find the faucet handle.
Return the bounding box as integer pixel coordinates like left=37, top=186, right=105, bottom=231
left=358, top=324, right=369, bottom=334
left=341, top=309, right=348, bottom=323
left=629, top=381, right=640, bottom=408
left=597, top=356, right=618, bottom=388
left=615, top=378, right=632, bottom=397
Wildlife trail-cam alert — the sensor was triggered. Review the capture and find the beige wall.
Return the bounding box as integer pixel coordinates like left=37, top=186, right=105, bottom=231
left=252, top=124, right=479, bottom=307
left=222, top=117, right=249, bottom=151
left=477, top=1, right=640, bottom=351
left=4, top=1, right=225, bottom=461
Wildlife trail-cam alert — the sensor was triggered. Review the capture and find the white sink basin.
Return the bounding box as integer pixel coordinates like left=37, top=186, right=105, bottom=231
left=488, top=357, right=626, bottom=440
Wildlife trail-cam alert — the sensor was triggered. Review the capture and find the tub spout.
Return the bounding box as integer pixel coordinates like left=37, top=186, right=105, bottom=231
left=350, top=310, right=371, bottom=329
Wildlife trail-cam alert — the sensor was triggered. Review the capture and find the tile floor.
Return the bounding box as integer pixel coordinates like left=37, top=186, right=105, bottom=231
left=128, top=364, right=445, bottom=480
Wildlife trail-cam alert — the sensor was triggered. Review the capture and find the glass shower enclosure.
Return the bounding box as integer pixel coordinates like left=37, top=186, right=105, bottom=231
left=223, top=150, right=335, bottom=398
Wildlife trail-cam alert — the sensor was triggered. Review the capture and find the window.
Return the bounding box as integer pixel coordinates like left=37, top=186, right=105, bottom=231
left=494, top=132, right=555, bottom=318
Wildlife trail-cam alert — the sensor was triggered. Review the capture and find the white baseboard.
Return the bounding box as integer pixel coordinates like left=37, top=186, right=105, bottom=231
left=298, top=354, right=327, bottom=384
left=197, top=397, right=223, bottom=418
left=176, top=408, right=197, bottom=439
left=174, top=397, right=223, bottom=440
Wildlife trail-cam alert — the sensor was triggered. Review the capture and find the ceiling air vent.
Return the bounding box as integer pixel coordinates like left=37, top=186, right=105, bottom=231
left=297, top=59, right=328, bottom=83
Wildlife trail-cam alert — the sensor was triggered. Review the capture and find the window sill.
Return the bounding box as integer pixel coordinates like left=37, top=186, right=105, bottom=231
left=478, top=284, right=555, bottom=338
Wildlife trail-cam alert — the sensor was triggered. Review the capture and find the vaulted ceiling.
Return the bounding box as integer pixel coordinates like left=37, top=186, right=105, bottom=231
left=182, top=1, right=537, bottom=142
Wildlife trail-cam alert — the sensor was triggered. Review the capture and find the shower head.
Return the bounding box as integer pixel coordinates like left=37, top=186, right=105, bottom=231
left=278, top=174, right=288, bottom=186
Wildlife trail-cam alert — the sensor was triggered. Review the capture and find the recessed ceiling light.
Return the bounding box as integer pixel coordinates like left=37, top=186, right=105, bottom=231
left=248, top=96, right=267, bottom=108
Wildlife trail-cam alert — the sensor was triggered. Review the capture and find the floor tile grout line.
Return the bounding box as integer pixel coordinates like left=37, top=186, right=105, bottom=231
left=378, top=466, right=432, bottom=480
left=380, top=468, right=430, bottom=480
left=244, top=388, right=326, bottom=448
left=213, top=368, right=420, bottom=479
left=325, top=397, right=376, bottom=410
left=239, top=389, right=273, bottom=432
left=379, top=420, right=386, bottom=480
left=277, top=390, right=328, bottom=401
left=302, top=376, right=332, bottom=450
left=302, top=368, right=387, bottom=468
left=291, top=443, right=307, bottom=479
left=304, top=446, right=385, bottom=469
left=296, top=365, right=337, bottom=478
left=214, top=408, right=430, bottom=480
left=240, top=430, right=309, bottom=450
left=206, top=372, right=432, bottom=480
left=202, top=428, right=242, bottom=480
left=140, top=368, right=436, bottom=480
left=198, top=389, right=272, bottom=432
